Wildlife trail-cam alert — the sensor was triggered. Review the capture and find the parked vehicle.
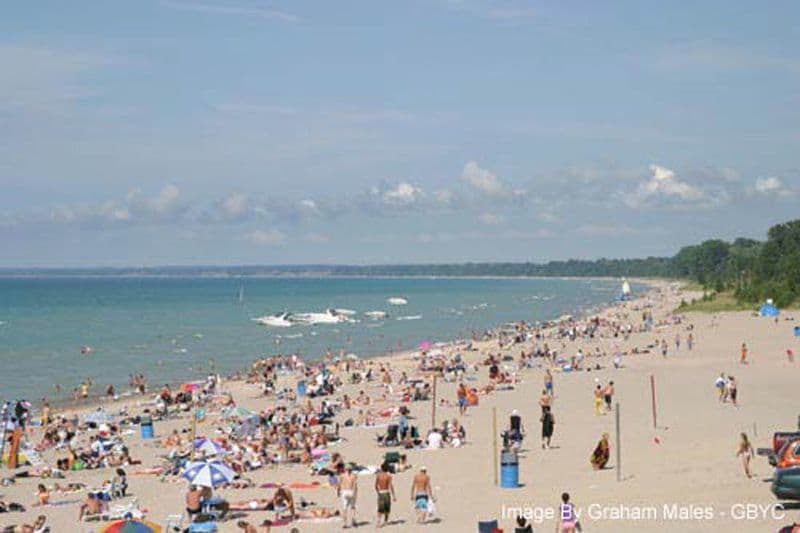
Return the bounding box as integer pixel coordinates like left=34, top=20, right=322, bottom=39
left=772, top=467, right=800, bottom=501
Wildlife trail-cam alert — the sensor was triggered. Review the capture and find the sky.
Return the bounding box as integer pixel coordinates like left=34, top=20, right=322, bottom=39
left=1, top=0, right=799, bottom=267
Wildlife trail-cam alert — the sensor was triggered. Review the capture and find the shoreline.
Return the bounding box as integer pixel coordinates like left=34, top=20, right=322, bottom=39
left=30, top=279, right=660, bottom=421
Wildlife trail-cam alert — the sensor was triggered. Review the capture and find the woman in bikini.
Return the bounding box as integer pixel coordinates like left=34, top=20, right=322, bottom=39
left=736, top=432, right=754, bottom=479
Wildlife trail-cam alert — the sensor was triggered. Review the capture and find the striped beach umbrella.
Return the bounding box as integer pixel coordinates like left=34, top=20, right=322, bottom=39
left=193, top=437, right=227, bottom=456
left=100, top=519, right=162, bottom=533
left=182, top=460, right=235, bottom=487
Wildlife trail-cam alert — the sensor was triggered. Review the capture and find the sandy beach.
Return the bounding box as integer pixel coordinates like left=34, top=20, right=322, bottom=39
left=2, top=282, right=799, bottom=533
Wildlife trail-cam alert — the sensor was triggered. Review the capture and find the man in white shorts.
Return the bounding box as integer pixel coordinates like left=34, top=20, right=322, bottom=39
left=338, top=465, right=358, bottom=528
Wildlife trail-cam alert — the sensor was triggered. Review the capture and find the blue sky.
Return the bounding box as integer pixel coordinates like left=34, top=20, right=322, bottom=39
left=1, top=0, right=798, bottom=266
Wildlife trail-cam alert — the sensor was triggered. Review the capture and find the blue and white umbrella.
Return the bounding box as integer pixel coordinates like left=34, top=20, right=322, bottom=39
left=193, top=437, right=227, bottom=456
left=182, top=460, right=235, bottom=488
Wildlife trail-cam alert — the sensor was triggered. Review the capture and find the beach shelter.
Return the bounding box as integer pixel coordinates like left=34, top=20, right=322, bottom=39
left=193, top=437, right=226, bottom=456
left=760, top=301, right=780, bottom=317
left=182, top=460, right=235, bottom=487
left=100, top=519, right=162, bottom=533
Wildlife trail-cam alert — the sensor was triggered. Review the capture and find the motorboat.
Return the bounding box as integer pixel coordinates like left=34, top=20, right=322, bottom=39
left=387, top=297, right=408, bottom=305
left=364, top=310, right=388, bottom=319
left=253, top=313, right=294, bottom=327
left=293, top=309, right=351, bottom=325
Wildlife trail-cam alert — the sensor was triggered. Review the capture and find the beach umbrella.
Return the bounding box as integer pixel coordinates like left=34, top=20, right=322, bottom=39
left=420, top=341, right=433, bottom=351
left=100, top=519, right=162, bottom=533
left=193, top=437, right=227, bottom=456
left=182, top=460, right=235, bottom=487
left=85, top=411, right=115, bottom=425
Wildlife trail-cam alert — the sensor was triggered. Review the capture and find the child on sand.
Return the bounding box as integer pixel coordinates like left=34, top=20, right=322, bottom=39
left=557, top=492, right=578, bottom=532
left=740, top=343, right=748, bottom=364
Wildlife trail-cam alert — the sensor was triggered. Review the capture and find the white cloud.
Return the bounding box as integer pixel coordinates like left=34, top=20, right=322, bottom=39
left=433, top=189, right=454, bottom=205
left=625, top=164, right=705, bottom=208
left=478, top=212, right=503, bottom=225
left=754, top=176, right=794, bottom=197
left=244, top=229, right=286, bottom=245
left=462, top=161, right=507, bottom=197
left=382, top=182, right=423, bottom=206
left=127, top=184, right=184, bottom=219
left=220, top=192, right=248, bottom=218
left=300, top=199, right=320, bottom=213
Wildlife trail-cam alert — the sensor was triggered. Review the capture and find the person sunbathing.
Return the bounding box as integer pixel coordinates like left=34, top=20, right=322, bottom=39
left=78, top=492, right=105, bottom=521
left=229, top=498, right=272, bottom=511
left=590, top=433, right=610, bottom=470
left=32, top=484, right=50, bottom=507
left=4, top=514, right=48, bottom=533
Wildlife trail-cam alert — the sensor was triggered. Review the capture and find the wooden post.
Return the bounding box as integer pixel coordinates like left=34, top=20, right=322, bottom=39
left=492, top=407, right=498, bottom=486
left=431, top=375, right=437, bottom=429
left=650, top=374, right=657, bottom=430
left=615, top=402, right=621, bottom=482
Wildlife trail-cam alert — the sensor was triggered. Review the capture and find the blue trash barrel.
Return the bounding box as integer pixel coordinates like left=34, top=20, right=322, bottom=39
left=500, top=449, right=519, bottom=488
left=794, top=326, right=800, bottom=337
left=297, top=380, right=307, bottom=397
left=140, top=415, right=154, bottom=439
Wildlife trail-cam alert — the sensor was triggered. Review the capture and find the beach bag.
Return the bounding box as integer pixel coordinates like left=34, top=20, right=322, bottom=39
left=426, top=499, right=436, bottom=515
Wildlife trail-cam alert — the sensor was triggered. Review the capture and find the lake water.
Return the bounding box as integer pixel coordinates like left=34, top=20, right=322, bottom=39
left=0, top=276, right=640, bottom=401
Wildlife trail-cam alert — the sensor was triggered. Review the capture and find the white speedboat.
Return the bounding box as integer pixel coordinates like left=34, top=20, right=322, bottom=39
left=293, top=309, right=350, bottom=325
left=253, top=313, right=294, bottom=327
left=387, top=297, right=408, bottom=305
left=364, top=310, right=388, bottom=319
left=334, top=308, right=357, bottom=316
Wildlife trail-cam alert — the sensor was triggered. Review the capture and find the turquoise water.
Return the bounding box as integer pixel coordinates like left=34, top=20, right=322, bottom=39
left=0, top=277, right=636, bottom=402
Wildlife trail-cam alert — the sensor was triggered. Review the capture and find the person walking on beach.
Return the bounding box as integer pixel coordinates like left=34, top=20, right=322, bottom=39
left=338, top=465, right=358, bottom=528
left=593, top=384, right=605, bottom=416
left=544, top=369, right=554, bottom=397
left=540, top=406, right=555, bottom=449
left=410, top=466, right=434, bottom=524
left=603, top=381, right=615, bottom=412
left=727, top=376, right=739, bottom=406
left=660, top=339, right=668, bottom=358
left=457, top=383, right=468, bottom=416
left=740, top=343, right=748, bottom=364
left=556, top=492, right=578, bottom=532
left=715, top=373, right=728, bottom=402
left=375, top=462, right=396, bottom=528
left=675, top=333, right=681, bottom=351
left=687, top=332, right=694, bottom=351
left=737, top=432, right=755, bottom=479
left=539, top=389, right=552, bottom=413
